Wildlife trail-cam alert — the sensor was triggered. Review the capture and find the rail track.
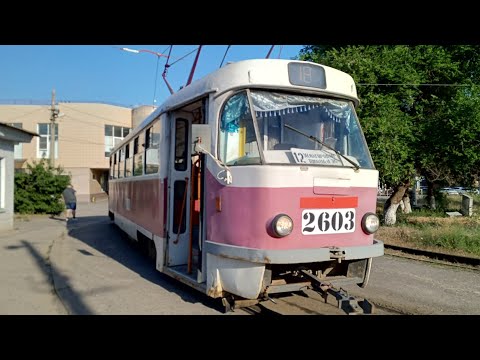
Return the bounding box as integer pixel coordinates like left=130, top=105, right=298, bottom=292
left=225, top=272, right=404, bottom=316
left=383, top=244, right=480, bottom=269
left=237, top=244, right=480, bottom=316
left=237, top=289, right=404, bottom=315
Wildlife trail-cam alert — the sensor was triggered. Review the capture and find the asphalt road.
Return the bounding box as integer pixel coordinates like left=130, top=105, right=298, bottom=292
left=343, top=255, right=480, bottom=314
left=2, top=200, right=480, bottom=315
left=51, top=214, right=228, bottom=315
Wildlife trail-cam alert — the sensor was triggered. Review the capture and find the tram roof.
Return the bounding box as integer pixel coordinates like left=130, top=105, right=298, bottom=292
left=118, top=59, right=359, bottom=151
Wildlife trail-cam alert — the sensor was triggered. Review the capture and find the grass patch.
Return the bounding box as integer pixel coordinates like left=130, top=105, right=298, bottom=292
left=376, top=194, right=480, bottom=258
left=419, top=224, right=480, bottom=255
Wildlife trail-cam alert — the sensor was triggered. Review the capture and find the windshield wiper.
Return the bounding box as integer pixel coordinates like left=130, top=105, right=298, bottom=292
left=284, top=124, right=360, bottom=171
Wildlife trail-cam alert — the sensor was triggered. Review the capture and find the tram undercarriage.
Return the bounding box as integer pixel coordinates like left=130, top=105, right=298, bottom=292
left=221, top=258, right=375, bottom=315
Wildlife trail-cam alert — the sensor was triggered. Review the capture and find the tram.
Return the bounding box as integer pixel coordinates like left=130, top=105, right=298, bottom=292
left=108, top=59, right=383, bottom=308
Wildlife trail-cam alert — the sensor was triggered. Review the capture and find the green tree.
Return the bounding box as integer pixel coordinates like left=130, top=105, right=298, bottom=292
left=299, top=45, right=480, bottom=224
left=14, top=159, right=71, bottom=215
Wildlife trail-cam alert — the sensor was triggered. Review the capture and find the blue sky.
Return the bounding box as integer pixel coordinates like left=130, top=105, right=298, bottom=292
left=0, top=45, right=305, bottom=108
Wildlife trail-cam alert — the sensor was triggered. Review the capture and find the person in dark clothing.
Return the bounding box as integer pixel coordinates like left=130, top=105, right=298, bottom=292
left=62, top=184, right=77, bottom=221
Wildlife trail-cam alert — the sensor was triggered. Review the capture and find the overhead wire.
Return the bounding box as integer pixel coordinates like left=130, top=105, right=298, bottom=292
left=151, top=45, right=174, bottom=105
left=162, top=45, right=175, bottom=95
left=277, top=45, right=283, bottom=58
left=0, top=107, right=48, bottom=123
left=168, top=46, right=200, bottom=67
left=266, top=45, right=275, bottom=59
left=56, top=115, right=118, bottom=130
left=59, top=135, right=108, bottom=146
left=153, top=55, right=161, bottom=105
left=161, top=46, right=203, bottom=94
left=59, top=104, right=133, bottom=125
left=219, top=45, right=231, bottom=68
left=160, top=45, right=171, bottom=55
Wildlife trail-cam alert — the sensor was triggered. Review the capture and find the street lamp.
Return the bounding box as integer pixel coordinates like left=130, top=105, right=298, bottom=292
left=119, top=47, right=169, bottom=106
left=120, top=47, right=169, bottom=58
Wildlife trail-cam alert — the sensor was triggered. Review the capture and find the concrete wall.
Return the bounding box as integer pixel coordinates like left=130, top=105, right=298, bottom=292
left=64, top=167, right=91, bottom=203
left=0, top=141, right=14, bottom=231
left=132, top=105, right=156, bottom=129
left=57, top=103, right=132, bottom=169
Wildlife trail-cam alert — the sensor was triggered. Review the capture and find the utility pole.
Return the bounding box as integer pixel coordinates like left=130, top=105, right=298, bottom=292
left=50, top=89, right=59, bottom=167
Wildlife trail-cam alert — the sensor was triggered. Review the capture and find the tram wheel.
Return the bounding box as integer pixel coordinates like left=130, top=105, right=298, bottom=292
left=147, top=239, right=156, bottom=262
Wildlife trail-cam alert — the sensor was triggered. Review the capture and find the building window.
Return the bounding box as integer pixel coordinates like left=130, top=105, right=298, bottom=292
left=37, top=123, right=58, bottom=159
left=8, top=123, right=23, bottom=159
left=105, top=125, right=131, bottom=157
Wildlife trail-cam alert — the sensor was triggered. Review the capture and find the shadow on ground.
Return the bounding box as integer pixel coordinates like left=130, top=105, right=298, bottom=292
left=5, top=239, right=94, bottom=315
left=63, top=215, right=225, bottom=313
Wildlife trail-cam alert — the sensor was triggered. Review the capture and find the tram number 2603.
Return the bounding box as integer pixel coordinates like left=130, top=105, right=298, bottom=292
left=301, top=208, right=355, bottom=235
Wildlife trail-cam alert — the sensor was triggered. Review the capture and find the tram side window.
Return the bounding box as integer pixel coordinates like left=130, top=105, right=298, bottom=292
left=109, top=155, right=112, bottom=179
left=175, top=119, right=188, bottom=171
left=111, top=153, right=117, bottom=179
left=125, top=143, right=132, bottom=177
left=145, top=120, right=160, bottom=174
left=219, top=91, right=261, bottom=166
left=118, top=148, right=125, bottom=178
left=133, top=134, right=144, bottom=176
left=117, top=150, right=121, bottom=178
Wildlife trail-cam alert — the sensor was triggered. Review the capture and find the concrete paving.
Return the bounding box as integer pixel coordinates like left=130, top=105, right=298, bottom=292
left=0, top=200, right=226, bottom=315
left=0, top=212, right=68, bottom=314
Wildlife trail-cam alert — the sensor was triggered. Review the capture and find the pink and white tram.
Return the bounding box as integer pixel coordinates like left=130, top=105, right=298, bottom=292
left=108, top=59, right=384, bottom=307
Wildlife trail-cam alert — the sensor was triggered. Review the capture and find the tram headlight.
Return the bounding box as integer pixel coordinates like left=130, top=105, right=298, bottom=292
left=271, top=214, right=293, bottom=237
left=361, top=213, right=380, bottom=234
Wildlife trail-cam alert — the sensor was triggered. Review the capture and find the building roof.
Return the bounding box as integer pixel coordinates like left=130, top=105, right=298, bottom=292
left=0, top=99, right=133, bottom=109
left=0, top=122, right=39, bottom=143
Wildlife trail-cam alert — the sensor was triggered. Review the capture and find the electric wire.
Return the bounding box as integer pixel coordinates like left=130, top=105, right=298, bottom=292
left=219, top=45, right=231, bottom=68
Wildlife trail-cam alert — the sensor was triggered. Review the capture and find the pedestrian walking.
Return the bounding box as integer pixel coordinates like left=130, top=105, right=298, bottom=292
left=62, top=184, right=77, bottom=221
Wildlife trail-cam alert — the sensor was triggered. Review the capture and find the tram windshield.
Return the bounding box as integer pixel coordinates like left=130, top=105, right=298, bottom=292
left=219, top=90, right=375, bottom=169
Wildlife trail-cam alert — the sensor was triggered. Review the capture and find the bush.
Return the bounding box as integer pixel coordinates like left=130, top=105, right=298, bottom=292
left=14, top=159, right=71, bottom=215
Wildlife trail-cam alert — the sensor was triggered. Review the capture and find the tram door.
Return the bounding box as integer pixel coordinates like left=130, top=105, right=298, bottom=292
left=166, top=112, right=192, bottom=267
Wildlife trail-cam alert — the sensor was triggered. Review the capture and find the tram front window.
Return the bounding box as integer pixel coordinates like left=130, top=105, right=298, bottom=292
left=219, top=91, right=261, bottom=166
left=218, top=90, right=374, bottom=169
